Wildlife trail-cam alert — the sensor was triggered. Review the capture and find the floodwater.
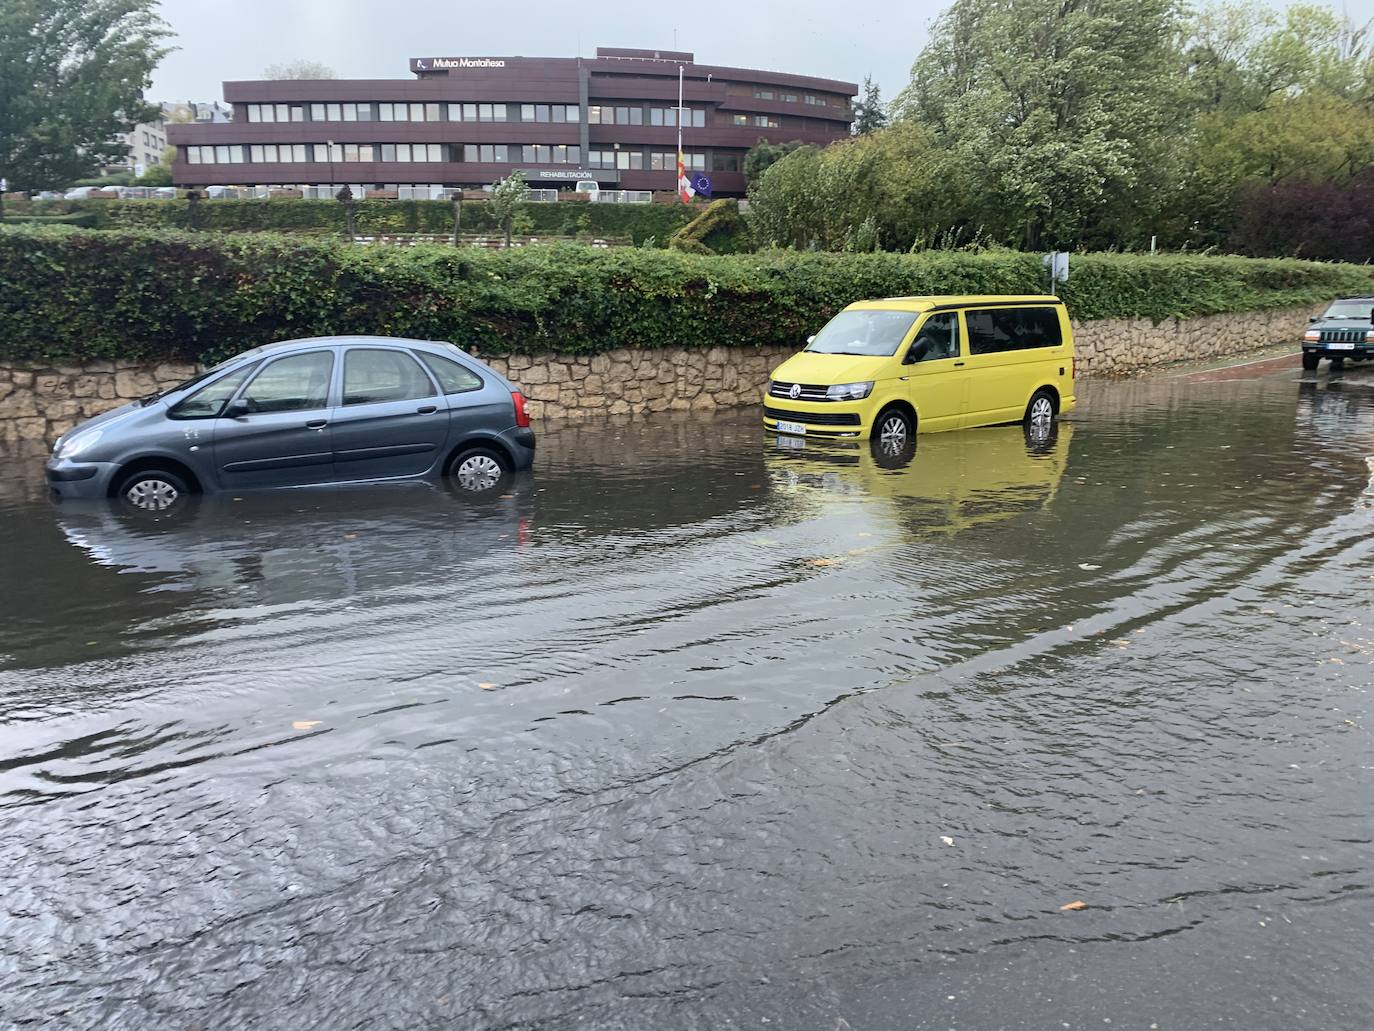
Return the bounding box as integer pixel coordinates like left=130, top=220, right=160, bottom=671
left=2, top=360, right=1372, bottom=1031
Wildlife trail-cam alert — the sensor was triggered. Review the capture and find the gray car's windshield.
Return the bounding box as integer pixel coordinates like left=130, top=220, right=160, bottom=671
left=806, top=310, right=919, bottom=357
left=142, top=349, right=265, bottom=405
left=1324, top=301, right=1374, bottom=320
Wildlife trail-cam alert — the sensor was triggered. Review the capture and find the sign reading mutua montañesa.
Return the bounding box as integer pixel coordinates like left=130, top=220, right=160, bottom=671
left=412, top=57, right=508, bottom=71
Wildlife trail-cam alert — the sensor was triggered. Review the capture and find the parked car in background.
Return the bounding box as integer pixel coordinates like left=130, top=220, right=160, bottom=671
left=1302, top=297, right=1374, bottom=370
left=46, top=337, right=535, bottom=510
left=62, top=186, right=97, bottom=200
left=764, top=295, right=1076, bottom=447
left=35, top=190, right=64, bottom=200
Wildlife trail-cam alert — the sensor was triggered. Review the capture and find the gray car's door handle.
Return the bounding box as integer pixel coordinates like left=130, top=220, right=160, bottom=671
left=305, top=419, right=328, bottom=429
left=416, top=405, right=439, bottom=414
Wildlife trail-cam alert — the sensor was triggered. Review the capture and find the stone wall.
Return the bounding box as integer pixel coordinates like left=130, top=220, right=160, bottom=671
left=1070, top=303, right=1314, bottom=377
left=0, top=303, right=1320, bottom=447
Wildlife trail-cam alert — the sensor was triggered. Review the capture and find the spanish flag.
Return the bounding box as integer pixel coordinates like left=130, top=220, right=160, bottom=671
left=677, top=151, right=695, bottom=204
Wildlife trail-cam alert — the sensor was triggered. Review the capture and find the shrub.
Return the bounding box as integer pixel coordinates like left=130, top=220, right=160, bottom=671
left=24, top=197, right=696, bottom=245
left=669, top=199, right=752, bottom=255
left=1, top=226, right=1368, bottom=366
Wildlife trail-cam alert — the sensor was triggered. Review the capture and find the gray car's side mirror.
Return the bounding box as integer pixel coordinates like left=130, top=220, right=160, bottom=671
left=224, top=398, right=251, bottom=418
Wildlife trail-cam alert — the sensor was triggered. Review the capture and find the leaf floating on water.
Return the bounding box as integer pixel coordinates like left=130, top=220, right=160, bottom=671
left=478, top=683, right=498, bottom=691
left=940, top=835, right=956, bottom=847
left=1078, top=563, right=1102, bottom=571
left=343, top=533, right=359, bottom=540
left=292, top=720, right=321, bottom=730
left=810, top=558, right=837, bottom=567
left=1059, top=899, right=1088, bottom=911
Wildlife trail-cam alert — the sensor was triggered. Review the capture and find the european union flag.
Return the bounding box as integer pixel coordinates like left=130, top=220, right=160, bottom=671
left=689, top=172, right=712, bottom=198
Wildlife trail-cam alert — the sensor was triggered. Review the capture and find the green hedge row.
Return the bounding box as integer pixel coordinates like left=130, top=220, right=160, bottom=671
left=2, top=226, right=1369, bottom=366
left=18, top=197, right=695, bottom=245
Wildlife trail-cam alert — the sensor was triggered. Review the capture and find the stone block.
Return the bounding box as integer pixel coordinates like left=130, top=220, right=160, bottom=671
left=10, top=371, right=34, bottom=389
left=97, top=380, right=117, bottom=400
left=548, top=364, right=571, bottom=384
left=0, top=392, right=39, bottom=419
left=526, top=383, right=561, bottom=402
left=589, top=354, right=610, bottom=375
left=115, top=370, right=157, bottom=399
left=86, top=360, right=115, bottom=373
left=72, top=376, right=102, bottom=398
left=14, top=417, right=48, bottom=440
left=520, top=365, right=549, bottom=384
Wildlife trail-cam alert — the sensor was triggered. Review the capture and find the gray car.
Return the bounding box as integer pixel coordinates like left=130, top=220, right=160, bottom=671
left=45, top=336, right=535, bottom=510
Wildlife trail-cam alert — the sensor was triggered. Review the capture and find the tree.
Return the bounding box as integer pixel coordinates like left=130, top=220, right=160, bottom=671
left=851, top=76, right=888, bottom=135
left=894, top=0, right=1189, bottom=249
left=0, top=0, right=172, bottom=192
left=489, top=174, right=530, bottom=247
left=743, top=139, right=805, bottom=187
left=263, top=60, right=336, bottom=80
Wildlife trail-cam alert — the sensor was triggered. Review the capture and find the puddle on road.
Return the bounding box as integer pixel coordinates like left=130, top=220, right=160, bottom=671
left=2, top=364, right=1373, bottom=1029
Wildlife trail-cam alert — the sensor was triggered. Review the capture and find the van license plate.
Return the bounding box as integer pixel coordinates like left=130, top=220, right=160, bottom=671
left=775, top=420, right=807, bottom=436
left=1328, top=342, right=1355, bottom=350
left=776, top=435, right=806, bottom=450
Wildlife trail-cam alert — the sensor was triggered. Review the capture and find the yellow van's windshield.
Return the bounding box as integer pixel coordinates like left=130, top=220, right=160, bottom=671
left=806, top=310, right=918, bottom=357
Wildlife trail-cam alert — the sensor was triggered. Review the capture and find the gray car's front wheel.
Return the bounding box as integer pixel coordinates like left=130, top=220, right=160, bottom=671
left=115, top=469, right=190, bottom=513
left=447, top=447, right=511, bottom=495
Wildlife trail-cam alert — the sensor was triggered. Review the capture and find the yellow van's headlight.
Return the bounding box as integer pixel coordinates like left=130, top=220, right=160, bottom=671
left=826, top=381, right=873, bottom=401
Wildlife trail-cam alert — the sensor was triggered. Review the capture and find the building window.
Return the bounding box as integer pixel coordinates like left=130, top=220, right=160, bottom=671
left=327, top=103, right=341, bottom=121
left=711, top=152, right=740, bottom=172
left=751, top=115, right=779, bottom=128
left=781, top=93, right=797, bottom=103
left=343, top=103, right=358, bottom=122
left=588, top=105, right=606, bottom=124
left=311, top=103, right=325, bottom=121
left=650, top=152, right=704, bottom=171
left=615, top=151, right=644, bottom=170
left=425, top=102, right=440, bottom=121
left=186, top=146, right=202, bottom=164
left=754, top=89, right=774, bottom=100
left=475, top=103, right=507, bottom=122
left=731, top=114, right=748, bottom=126
left=290, top=105, right=304, bottom=122
left=804, top=94, right=822, bottom=106
left=586, top=149, right=614, bottom=168
left=650, top=107, right=677, bottom=127
left=291, top=143, right=306, bottom=162
left=612, top=106, right=643, bottom=125
left=462, top=143, right=513, bottom=162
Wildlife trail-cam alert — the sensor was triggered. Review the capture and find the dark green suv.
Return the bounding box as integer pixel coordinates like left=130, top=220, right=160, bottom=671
left=1302, top=297, right=1374, bottom=370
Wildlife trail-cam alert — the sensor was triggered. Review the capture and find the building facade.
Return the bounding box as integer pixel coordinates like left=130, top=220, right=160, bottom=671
left=167, top=48, right=856, bottom=196
left=107, top=102, right=231, bottom=177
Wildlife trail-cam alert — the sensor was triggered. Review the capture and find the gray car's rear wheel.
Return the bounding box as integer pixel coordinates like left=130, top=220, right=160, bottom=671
left=447, top=446, right=511, bottom=495
left=115, top=468, right=190, bottom=512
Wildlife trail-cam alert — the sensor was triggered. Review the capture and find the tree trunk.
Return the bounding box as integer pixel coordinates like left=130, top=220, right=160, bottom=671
left=504, top=216, right=512, bottom=248
left=452, top=196, right=461, bottom=246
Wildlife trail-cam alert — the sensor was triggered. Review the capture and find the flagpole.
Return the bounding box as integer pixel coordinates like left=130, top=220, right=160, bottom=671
left=677, top=63, right=683, bottom=163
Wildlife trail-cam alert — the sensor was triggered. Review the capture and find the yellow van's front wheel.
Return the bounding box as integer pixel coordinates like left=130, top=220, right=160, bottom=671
left=875, top=407, right=915, bottom=452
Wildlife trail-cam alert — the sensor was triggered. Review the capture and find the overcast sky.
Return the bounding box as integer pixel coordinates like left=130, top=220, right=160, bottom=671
left=150, top=0, right=1374, bottom=107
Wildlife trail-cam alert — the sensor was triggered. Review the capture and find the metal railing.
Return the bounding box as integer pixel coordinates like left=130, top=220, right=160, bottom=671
left=590, top=190, right=653, bottom=204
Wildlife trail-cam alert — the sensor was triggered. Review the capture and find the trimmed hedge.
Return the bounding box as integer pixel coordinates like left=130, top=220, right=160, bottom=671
left=2, top=226, right=1370, bottom=365
left=19, top=197, right=696, bottom=245
left=669, top=199, right=753, bottom=254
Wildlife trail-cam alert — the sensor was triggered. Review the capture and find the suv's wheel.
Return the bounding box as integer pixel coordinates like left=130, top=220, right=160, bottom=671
left=875, top=408, right=915, bottom=453
left=1024, top=389, right=1058, bottom=439
left=1301, top=351, right=1320, bottom=371
left=447, top=446, right=510, bottom=495
left=115, top=468, right=190, bottom=512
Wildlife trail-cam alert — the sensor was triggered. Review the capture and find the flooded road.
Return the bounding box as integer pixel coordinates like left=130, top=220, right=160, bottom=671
left=2, top=363, right=1372, bottom=1030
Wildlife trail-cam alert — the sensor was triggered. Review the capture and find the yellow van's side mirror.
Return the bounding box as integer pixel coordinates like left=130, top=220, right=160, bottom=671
left=903, top=339, right=930, bottom=365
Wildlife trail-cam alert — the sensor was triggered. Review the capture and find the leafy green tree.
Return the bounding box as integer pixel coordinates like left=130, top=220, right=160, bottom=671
left=0, top=0, right=172, bottom=192
left=747, top=123, right=965, bottom=251
left=851, top=76, right=888, bottom=135
left=894, top=0, right=1189, bottom=249
left=489, top=174, right=531, bottom=247
left=743, top=139, right=805, bottom=187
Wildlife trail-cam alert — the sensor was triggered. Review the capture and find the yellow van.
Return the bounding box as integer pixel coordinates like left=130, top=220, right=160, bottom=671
left=763, top=295, right=1076, bottom=445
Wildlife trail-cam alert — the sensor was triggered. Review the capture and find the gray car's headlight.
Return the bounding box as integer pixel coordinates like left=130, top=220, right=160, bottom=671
left=55, top=428, right=103, bottom=460
left=826, top=381, right=874, bottom=401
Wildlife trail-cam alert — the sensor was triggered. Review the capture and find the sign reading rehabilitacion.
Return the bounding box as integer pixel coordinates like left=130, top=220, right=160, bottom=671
left=411, top=57, right=508, bottom=71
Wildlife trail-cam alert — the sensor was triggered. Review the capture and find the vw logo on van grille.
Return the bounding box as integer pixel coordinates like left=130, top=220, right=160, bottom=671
left=788, top=383, right=802, bottom=400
